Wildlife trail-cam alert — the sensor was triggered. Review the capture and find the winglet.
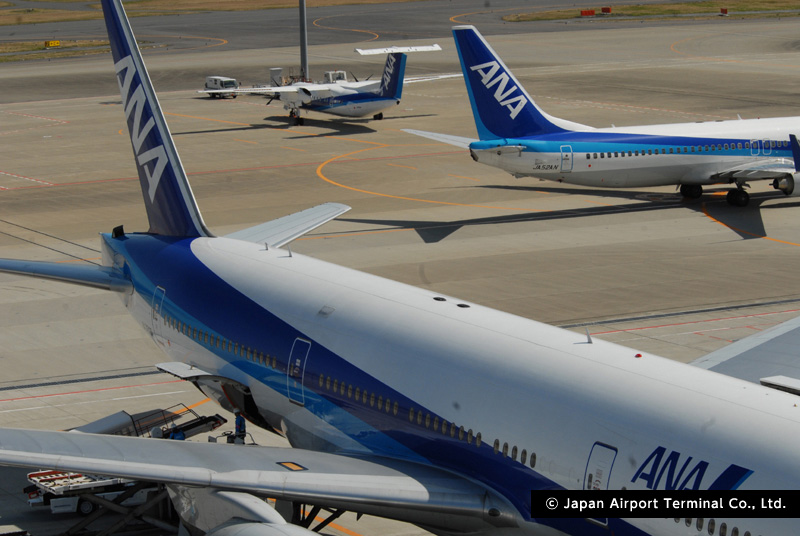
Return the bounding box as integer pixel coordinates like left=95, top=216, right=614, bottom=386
left=790, top=134, right=800, bottom=172
left=377, top=53, right=407, bottom=100
left=451, top=25, right=589, bottom=140
left=101, top=0, right=210, bottom=237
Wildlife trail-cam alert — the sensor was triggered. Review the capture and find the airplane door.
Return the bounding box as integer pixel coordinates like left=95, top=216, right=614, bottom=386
left=151, top=286, right=166, bottom=340
left=763, top=139, right=772, bottom=155
left=560, top=145, right=573, bottom=172
left=286, top=338, right=311, bottom=406
left=583, top=442, right=618, bottom=528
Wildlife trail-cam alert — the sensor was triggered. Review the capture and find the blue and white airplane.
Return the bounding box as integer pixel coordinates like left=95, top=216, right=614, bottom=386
left=1, top=2, right=800, bottom=536
left=203, top=51, right=410, bottom=125
left=405, top=26, right=800, bottom=207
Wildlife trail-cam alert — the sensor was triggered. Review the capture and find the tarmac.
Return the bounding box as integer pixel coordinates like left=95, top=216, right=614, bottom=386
left=3, top=5, right=800, bottom=535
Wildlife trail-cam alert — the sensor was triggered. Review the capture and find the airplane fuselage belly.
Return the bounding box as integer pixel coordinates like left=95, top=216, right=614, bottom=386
left=104, top=232, right=800, bottom=536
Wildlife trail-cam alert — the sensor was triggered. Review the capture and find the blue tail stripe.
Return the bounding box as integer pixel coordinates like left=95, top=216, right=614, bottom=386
left=102, top=0, right=210, bottom=237
left=378, top=53, right=407, bottom=100
left=452, top=25, right=566, bottom=140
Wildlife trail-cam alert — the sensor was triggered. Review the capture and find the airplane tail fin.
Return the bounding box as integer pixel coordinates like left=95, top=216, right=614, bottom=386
left=102, top=0, right=210, bottom=237
left=377, top=53, right=407, bottom=100
left=452, top=25, right=588, bottom=140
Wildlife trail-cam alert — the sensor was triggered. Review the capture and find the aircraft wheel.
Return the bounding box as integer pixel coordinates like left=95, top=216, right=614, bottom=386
left=373, top=113, right=384, bottom=120
left=680, top=184, right=702, bottom=199
left=726, top=189, right=749, bottom=207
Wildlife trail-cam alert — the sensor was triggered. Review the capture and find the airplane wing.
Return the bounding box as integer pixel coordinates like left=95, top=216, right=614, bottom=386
left=0, top=428, right=511, bottom=527
left=709, top=157, right=795, bottom=183
left=404, top=74, right=462, bottom=84
left=691, top=313, right=800, bottom=387
left=225, top=203, right=351, bottom=247
left=402, top=129, right=476, bottom=149
left=200, top=85, right=334, bottom=100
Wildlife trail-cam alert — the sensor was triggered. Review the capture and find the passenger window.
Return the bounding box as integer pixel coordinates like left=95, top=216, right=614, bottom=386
left=511, top=445, right=518, bottom=460
left=409, top=408, right=415, bottom=422
left=424, top=413, right=430, bottom=427
left=347, top=385, right=352, bottom=398
left=458, top=426, right=464, bottom=440
left=333, top=379, right=338, bottom=393
left=433, top=416, right=439, bottom=431
left=319, top=375, right=324, bottom=387
left=393, top=401, right=399, bottom=415
left=731, top=527, right=738, bottom=536
left=476, top=432, right=482, bottom=447
left=586, top=153, right=591, bottom=159
left=530, top=452, right=536, bottom=468
left=708, top=518, right=716, bottom=534
left=719, top=522, right=727, bottom=536
left=493, top=439, right=500, bottom=454
left=370, top=393, right=375, bottom=407
left=467, top=429, right=473, bottom=444
left=378, top=396, right=383, bottom=411
left=385, top=397, right=391, bottom=413
left=696, top=518, right=704, bottom=531
left=600, top=153, right=604, bottom=159
left=450, top=422, right=456, bottom=437
left=521, top=449, right=527, bottom=464
left=502, top=442, right=508, bottom=457
left=417, top=410, right=423, bottom=425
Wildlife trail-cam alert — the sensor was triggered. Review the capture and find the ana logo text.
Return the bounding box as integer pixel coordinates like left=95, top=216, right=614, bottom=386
left=632, top=446, right=753, bottom=491
left=115, top=55, right=168, bottom=202
left=381, top=54, right=397, bottom=94
left=470, top=61, right=528, bottom=120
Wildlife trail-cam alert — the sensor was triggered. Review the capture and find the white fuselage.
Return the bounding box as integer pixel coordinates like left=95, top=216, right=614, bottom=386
left=472, top=116, right=798, bottom=187
left=115, top=235, right=800, bottom=536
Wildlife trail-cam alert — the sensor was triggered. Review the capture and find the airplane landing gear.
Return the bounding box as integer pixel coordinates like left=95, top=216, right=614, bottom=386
left=726, top=187, right=750, bottom=207
left=679, top=184, right=703, bottom=199
left=289, top=110, right=304, bottom=126
left=373, top=112, right=384, bottom=120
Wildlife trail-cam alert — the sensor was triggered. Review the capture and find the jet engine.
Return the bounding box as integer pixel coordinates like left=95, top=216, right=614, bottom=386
left=772, top=174, right=800, bottom=196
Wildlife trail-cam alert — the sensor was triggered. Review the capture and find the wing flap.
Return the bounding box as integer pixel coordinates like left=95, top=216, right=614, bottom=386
left=225, top=203, right=350, bottom=247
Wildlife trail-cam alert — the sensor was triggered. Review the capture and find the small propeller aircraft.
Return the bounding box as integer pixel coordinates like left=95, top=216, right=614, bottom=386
left=202, top=45, right=448, bottom=125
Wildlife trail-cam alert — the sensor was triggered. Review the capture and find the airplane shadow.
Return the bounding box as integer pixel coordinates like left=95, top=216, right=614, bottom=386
left=338, top=184, right=792, bottom=244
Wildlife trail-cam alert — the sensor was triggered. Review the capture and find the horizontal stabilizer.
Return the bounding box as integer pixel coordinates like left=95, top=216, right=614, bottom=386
left=356, top=44, right=442, bottom=55
left=403, top=129, right=475, bottom=149
left=0, top=259, right=131, bottom=292
left=225, top=203, right=351, bottom=247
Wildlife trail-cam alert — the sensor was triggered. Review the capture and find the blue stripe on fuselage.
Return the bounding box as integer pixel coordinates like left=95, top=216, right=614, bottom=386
left=472, top=132, right=791, bottom=158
